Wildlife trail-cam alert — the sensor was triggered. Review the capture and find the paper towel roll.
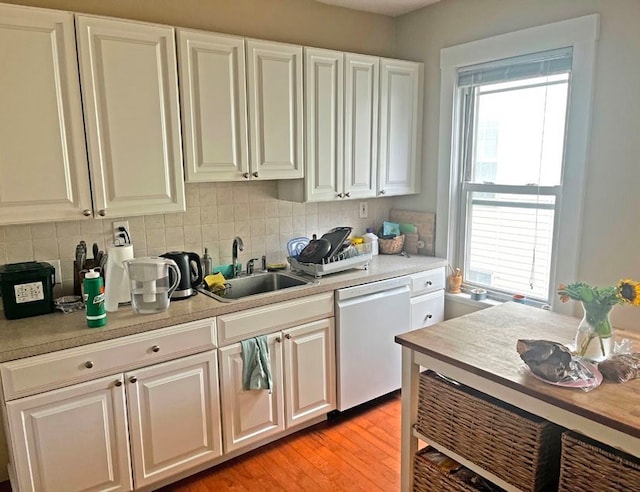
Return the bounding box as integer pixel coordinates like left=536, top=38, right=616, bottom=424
left=104, top=244, right=134, bottom=312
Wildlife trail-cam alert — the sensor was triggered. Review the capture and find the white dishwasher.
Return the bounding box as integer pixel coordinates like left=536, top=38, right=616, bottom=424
left=335, top=276, right=410, bottom=411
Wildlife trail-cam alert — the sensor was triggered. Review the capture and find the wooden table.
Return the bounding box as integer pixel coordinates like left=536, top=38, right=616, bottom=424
left=395, top=302, right=640, bottom=492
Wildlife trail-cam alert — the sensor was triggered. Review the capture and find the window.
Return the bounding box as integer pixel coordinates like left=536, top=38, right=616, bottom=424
left=436, top=16, right=599, bottom=313
left=457, top=50, right=571, bottom=302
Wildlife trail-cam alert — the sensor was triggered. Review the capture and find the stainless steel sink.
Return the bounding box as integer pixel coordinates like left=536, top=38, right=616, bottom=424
left=197, top=271, right=314, bottom=302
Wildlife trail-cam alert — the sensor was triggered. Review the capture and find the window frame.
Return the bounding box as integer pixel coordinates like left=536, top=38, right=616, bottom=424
left=435, top=15, right=599, bottom=315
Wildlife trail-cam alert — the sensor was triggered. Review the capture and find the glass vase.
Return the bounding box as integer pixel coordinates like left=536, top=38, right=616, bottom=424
left=574, top=301, right=614, bottom=362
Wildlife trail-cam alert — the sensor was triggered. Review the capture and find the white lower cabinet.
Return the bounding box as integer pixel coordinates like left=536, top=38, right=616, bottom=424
left=6, top=374, right=132, bottom=492
left=409, top=267, right=445, bottom=330
left=4, top=350, right=221, bottom=491
left=219, top=318, right=335, bottom=453
left=126, top=351, right=222, bottom=488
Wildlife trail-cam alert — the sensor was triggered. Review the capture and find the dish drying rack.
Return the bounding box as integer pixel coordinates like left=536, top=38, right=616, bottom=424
left=288, top=243, right=372, bottom=278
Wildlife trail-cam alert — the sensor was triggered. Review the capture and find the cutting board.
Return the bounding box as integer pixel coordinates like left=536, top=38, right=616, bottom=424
left=389, top=209, right=435, bottom=256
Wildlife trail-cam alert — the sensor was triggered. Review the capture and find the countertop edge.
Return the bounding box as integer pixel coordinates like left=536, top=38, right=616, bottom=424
left=1, top=255, right=447, bottom=362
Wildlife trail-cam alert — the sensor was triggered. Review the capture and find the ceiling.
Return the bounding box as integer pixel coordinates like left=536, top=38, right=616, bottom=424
left=314, top=0, right=440, bottom=17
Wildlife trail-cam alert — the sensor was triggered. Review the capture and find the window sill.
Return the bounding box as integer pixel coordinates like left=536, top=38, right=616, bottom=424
left=445, top=292, right=501, bottom=308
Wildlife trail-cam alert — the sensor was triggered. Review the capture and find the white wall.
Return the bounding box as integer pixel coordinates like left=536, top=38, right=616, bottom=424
left=394, top=0, right=640, bottom=330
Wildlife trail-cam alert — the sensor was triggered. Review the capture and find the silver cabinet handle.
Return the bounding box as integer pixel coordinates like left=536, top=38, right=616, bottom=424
left=379, top=190, right=386, bottom=195
left=151, top=345, right=160, bottom=353
left=243, top=172, right=250, bottom=179
left=82, top=209, right=92, bottom=217
left=98, top=209, right=106, bottom=216
left=425, top=314, right=433, bottom=320
left=285, top=333, right=292, bottom=340
left=252, top=172, right=259, bottom=178
left=345, top=192, right=351, bottom=198
left=426, top=280, right=432, bottom=286
left=129, top=376, right=138, bottom=384
left=85, top=361, right=94, bottom=369
left=337, top=193, right=344, bottom=198
left=275, top=337, right=281, bottom=343
left=114, top=380, right=122, bottom=387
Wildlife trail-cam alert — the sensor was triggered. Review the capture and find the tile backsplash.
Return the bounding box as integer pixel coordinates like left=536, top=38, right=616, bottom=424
left=0, top=181, right=393, bottom=296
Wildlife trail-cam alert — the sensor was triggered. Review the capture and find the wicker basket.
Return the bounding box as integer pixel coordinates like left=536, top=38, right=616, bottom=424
left=558, top=431, right=640, bottom=491
left=413, top=447, right=503, bottom=491
left=415, top=371, right=562, bottom=492
left=379, top=234, right=405, bottom=254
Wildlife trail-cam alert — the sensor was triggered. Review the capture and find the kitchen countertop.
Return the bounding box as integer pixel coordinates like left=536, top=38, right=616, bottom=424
left=0, top=255, right=446, bottom=362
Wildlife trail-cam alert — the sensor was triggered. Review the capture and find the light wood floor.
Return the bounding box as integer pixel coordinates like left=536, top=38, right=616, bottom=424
left=158, top=392, right=401, bottom=491
left=0, top=392, right=400, bottom=492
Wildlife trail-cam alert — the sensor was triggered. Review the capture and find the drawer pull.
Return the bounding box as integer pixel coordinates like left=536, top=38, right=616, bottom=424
left=425, top=280, right=432, bottom=286
left=285, top=333, right=292, bottom=340
left=425, top=314, right=433, bottom=320
left=114, top=380, right=122, bottom=387
left=151, top=345, right=160, bottom=353
left=275, top=337, right=281, bottom=343
left=243, top=172, right=250, bottom=179
left=84, top=361, right=94, bottom=369
left=129, top=376, right=138, bottom=384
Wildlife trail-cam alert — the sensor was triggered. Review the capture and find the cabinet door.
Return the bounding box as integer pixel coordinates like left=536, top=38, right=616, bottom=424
left=246, top=39, right=303, bottom=179
left=378, top=58, right=423, bottom=197
left=410, top=290, right=445, bottom=330
left=218, top=334, right=284, bottom=453
left=125, top=351, right=221, bottom=488
left=0, top=4, right=92, bottom=225
left=304, top=48, right=343, bottom=201
left=283, top=319, right=336, bottom=428
left=5, top=375, right=132, bottom=492
left=344, top=53, right=379, bottom=199
left=76, top=15, right=185, bottom=217
left=177, top=29, right=249, bottom=182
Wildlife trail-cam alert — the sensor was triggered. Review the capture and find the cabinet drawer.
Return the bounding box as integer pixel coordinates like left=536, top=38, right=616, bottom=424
left=217, top=292, right=334, bottom=346
left=1, top=318, right=216, bottom=400
left=410, top=267, right=445, bottom=296
left=410, top=290, right=444, bottom=330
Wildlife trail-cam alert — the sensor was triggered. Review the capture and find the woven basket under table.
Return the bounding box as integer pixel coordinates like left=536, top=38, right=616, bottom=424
left=558, top=431, right=640, bottom=491
left=413, top=447, right=503, bottom=492
left=415, top=371, right=562, bottom=492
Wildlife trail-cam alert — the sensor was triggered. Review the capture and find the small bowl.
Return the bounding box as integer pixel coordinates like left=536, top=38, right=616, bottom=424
left=469, top=288, right=487, bottom=301
left=54, top=295, right=84, bottom=313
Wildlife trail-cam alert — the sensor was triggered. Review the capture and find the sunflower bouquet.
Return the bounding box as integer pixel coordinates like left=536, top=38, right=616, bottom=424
left=558, top=279, right=640, bottom=358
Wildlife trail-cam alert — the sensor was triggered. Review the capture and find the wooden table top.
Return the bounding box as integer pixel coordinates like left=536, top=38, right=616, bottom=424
left=396, top=302, right=640, bottom=439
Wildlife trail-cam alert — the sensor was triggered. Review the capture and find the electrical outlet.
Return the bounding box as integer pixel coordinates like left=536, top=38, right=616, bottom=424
left=359, top=202, right=368, bottom=219
left=112, top=220, right=131, bottom=245
left=47, top=259, right=62, bottom=284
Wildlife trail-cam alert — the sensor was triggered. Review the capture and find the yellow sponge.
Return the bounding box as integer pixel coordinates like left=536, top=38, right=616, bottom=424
left=204, top=273, right=226, bottom=290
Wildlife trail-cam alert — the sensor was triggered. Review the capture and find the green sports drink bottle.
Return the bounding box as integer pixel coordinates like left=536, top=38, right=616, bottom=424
left=84, top=269, right=106, bottom=328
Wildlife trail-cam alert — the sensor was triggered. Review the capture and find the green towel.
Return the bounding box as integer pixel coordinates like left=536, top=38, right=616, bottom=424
left=241, top=335, right=272, bottom=392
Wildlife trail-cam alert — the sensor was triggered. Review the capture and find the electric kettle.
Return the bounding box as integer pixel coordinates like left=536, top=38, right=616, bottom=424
left=160, top=251, right=203, bottom=299
left=123, top=257, right=181, bottom=314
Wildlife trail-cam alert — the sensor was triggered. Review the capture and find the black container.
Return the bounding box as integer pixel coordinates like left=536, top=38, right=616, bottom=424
left=0, top=262, right=55, bottom=319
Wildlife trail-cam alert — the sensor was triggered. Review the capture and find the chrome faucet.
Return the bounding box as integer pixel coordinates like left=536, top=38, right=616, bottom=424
left=231, top=237, right=244, bottom=278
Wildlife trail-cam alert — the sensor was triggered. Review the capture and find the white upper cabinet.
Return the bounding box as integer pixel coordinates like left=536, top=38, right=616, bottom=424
left=344, top=53, right=379, bottom=199
left=76, top=15, right=186, bottom=217
left=246, top=39, right=304, bottom=179
left=279, top=50, right=379, bottom=203
left=378, top=58, right=424, bottom=197
left=304, top=48, right=344, bottom=201
left=177, top=29, right=249, bottom=182
left=0, top=4, right=93, bottom=225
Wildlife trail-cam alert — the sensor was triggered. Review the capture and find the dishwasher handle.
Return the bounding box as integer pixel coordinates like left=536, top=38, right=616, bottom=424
left=335, top=276, right=410, bottom=301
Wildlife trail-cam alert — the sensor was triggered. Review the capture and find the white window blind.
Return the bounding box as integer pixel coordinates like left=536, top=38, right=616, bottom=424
left=455, top=48, right=573, bottom=302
